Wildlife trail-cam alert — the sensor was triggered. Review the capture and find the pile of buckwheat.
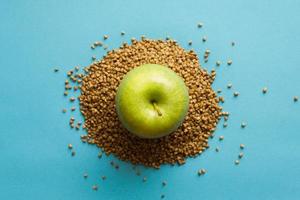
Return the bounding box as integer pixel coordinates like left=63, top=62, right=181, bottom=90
left=77, top=38, right=222, bottom=168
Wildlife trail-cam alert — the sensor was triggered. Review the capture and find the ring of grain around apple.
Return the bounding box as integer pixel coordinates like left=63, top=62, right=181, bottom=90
left=79, top=38, right=222, bottom=168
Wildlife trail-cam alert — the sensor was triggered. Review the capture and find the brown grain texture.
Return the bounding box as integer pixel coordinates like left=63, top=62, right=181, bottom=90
left=78, top=39, right=222, bottom=168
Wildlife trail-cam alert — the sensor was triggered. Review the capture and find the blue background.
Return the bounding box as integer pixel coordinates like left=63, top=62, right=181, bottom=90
left=1, top=0, right=300, bottom=199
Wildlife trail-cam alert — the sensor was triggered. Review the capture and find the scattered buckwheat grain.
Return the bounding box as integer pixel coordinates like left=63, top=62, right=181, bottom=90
left=92, top=185, right=98, bottom=191
left=233, top=92, right=239, bottom=97
left=238, top=152, right=244, bottom=159
left=241, top=122, right=247, bottom=128
left=262, top=87, right=268, bottom=94
left=197, top=22, right=203, bottom=28
left=198, top=169, right=206, bottom=175
left=78, top=38, right=222, bottom=168
left=103, top=35, right=109, bottom=40
left=227, top=59, right=232, bottom=65
left=83, top=173, right=88, bottom=179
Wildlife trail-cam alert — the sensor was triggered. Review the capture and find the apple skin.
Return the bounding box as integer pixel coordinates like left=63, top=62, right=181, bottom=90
left=115, top=64, right=189, bottom=139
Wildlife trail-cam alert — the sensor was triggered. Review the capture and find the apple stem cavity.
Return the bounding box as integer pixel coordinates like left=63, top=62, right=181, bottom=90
left=152, top=102, right=162, bottom=116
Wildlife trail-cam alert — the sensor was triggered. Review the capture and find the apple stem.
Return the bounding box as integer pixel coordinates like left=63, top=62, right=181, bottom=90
left=152, top=102, right=162, bottom=116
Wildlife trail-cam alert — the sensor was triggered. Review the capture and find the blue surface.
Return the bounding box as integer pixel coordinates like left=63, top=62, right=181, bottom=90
left=1, top=0, right=300, bottom=199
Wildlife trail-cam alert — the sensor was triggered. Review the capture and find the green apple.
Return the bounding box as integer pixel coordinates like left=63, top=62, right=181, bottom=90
left=115, top=64, right=189, bottom=139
